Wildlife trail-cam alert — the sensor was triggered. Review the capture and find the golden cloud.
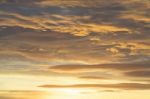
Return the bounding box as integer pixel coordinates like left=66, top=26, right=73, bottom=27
left=39, top=83, right=150, bottom=90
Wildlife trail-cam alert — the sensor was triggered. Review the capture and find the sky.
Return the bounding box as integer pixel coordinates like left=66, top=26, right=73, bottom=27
left=0, top=0, right=150, bottom=99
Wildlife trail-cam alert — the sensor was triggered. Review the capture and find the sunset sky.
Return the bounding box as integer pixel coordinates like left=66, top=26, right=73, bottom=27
left=0, top=0, right=150, bottom=99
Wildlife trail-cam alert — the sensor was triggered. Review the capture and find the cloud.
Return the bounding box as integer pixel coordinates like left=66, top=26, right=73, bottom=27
left=100, top=89, right=120, bottom=92
left=125, top=70, right=150, bottom=78
left=120, top=14, right=150, bottom=23
left=49, top=62, right=150, bottom=72
left=0, top=1, right=149, bottom=98
left=39, top=83, right=150, bottom=90
left=0, top=11, right=131, bottom=37
left=0, top=0, right=149, bottom=78
left=106, top=42, right=150, bottom=57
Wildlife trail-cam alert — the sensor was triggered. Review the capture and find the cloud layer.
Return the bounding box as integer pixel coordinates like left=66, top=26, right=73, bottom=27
left=0, top=0, right=150, bottom=94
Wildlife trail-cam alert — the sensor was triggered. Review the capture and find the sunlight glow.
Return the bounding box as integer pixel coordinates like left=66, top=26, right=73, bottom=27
left=54, top=88, right=81, bottom=94
left=44, top=88, right=83, bottom=99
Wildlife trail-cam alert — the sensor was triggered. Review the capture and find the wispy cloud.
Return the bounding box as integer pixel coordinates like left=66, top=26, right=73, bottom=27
left=39, top=83, right=150, bottom=90
left=49, top=62, right=150, bottom=72
left=125, top=70, right=150, bottom=78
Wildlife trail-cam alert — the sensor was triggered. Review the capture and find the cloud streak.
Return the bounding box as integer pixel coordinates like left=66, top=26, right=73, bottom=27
left=39, top=83, right=150, bottom=90
left=125, top=70, right=150, bottom=78
left=49, top=62, right=150, bottom=72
